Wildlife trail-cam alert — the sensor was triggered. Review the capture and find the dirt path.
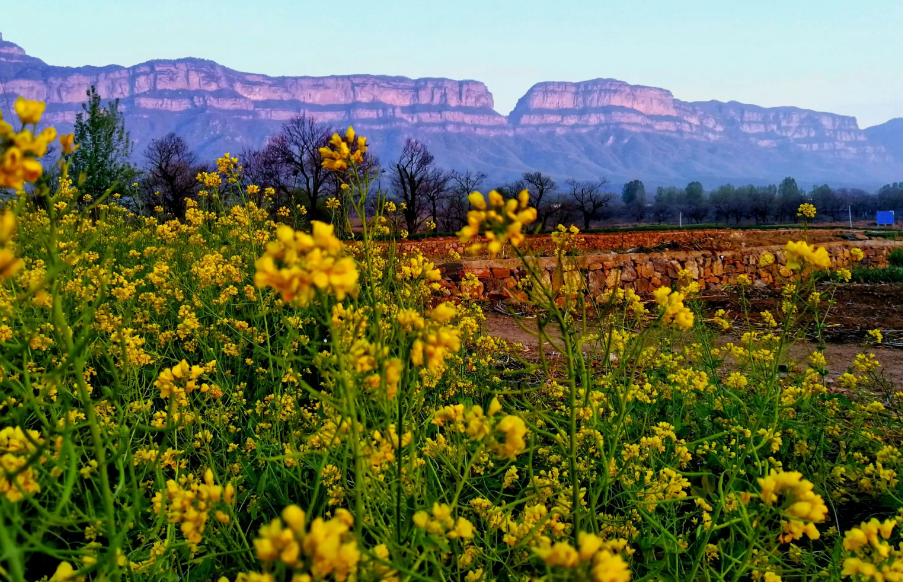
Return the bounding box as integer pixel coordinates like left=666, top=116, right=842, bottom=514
left=481, top=296, right=903, bottom=387
left=706, top=283, right=903, bottom=332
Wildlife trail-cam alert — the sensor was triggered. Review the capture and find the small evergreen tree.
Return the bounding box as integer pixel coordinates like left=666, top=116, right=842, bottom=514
left=70, top=86, right=136, bottom=202
left=684, top=181, right=705, bottom=205
left=621, top=179, right=646, bottom=206
left=621, top=179, right=647, bottom=222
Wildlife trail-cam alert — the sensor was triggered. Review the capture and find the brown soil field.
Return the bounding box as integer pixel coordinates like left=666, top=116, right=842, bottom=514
left=405, top=226, right=898, bottom=261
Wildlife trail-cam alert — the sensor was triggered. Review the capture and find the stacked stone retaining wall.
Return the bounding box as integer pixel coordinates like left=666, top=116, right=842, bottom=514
left=433, top=239, right=903, bottom=299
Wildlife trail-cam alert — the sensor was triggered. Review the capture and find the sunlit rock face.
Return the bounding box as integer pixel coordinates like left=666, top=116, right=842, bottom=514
left=509, top=79, right=882, bottom=159
left=0, top=31, right=897, bottom=184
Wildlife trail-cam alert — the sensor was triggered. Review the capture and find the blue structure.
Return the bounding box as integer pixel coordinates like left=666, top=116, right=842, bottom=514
left=877, top=211, right=895, bottom=226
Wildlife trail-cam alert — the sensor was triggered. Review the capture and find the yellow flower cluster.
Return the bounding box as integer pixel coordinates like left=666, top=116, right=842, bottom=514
left=757, top=470, right=828, bottom=543
left=319, top=127, right=367, bottom=171
left=413, top=502, right=475, bottom=539
left=216, top=153, right=241, bottom=176
left=431, top=398, right=528, bottom=459
left=797, top=203, right=817, bottom=219
left=197, top=171, right=223, bottom=188
left=457, top=190, right=537, bottom=256
left=844, top=518, right=896, bottom=554
left=154, top=359, right=217, bottom=405
left=151, top=469, right=233, bottom=545
left=841, top=518, right=903, bottom=581
left=411, top=302, right=461, bottom=372
left=784, top=240, right=831, bottom=270
left=0, top=426, right=45, bottom=502
left=1, top=98, right=74, bottom=190
left=551, top=224, right=582, bottom=257
left=493, top=415, right=528, bottom=459
left=601, top=287, right=647, bottom=319
left=255, top=222, right=358, bottom=306
left=254, top=505, right=360, bottom=581
left=0, top=212, right=23, bottom=281
left=382, top=357, right=404, bottom=400
left=6, top=94, right=903, bottom=582
left=712, top=308, right=731, bottom=330
left=533, top=532, right=631, bottom=582
left=398, top=253, right=441, bottom=284
left=652, top=287, right=694, bottom=329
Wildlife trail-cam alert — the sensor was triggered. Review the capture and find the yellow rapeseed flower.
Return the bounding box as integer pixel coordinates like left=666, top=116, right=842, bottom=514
left=756, top=469, right=828, bottom=543
left=254, top=222, right=358, bottom=305
left=319, top=127, right=367, bottom=171
left=59, top=133, right=78, bottom=155
left=14, top=97, right=45, bottom=125
left=653, top=287, right=694, bottom=330
left=458, top=189, right=536, bottom=256
left=493, top=415, right=527, bottom=459
left=797, top=203, right=816, bottom=219
left=784, top=241, right=831, bottom=270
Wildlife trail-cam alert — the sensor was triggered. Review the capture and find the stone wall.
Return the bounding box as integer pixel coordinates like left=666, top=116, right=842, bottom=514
left=434, top=239, right=903, bottom=299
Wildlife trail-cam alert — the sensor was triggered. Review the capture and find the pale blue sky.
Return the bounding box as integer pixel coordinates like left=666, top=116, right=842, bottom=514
left=5, top=0, right=902, bottom=127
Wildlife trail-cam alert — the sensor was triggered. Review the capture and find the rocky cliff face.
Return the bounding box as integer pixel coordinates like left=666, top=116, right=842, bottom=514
left=510, top=79, right=678, bottom=121
left=0, top=34, right=506, bottom=132
left=865, top=118, right=903, bottom=162
left=0, top=31, right=898, bottom=185
left=509, top=80, right=883, bottom=159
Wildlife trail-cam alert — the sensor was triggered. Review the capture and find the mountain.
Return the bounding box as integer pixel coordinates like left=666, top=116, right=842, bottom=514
left=1, top=31, right=900, bottom=187
left=866, top=119, right=903, bottom=163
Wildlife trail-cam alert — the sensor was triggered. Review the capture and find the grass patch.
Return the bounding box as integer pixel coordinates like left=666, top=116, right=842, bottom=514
left=851, top=266, right=903, bottom=283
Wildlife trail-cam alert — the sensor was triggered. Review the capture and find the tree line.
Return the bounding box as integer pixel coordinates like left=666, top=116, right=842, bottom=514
left=62, top=88, right=903, bottom=232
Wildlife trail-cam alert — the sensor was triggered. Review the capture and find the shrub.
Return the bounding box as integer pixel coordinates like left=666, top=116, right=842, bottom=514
left=889, top=247, right=903, bottom=267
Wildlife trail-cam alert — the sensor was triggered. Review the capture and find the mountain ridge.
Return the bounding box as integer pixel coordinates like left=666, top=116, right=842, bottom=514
left=1, top=31, right=900, bottom=187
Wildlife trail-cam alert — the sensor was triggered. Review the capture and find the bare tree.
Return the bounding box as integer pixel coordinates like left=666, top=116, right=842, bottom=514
left=449, top=170, right=487, bottom=197
left=650, top=201, right=674, bottom=225
left=269, top=116, right=336, bottom=219
left=547, top=197, right=578, bottom=228
left=811, top=184, right=845, bottom=222
left=442, top=170, right=487, bottom=232
left=626, top=202, right=647, bottom=223
left=567, top=177, right=613, bottom=229
left=441, top=196, right=471, bottom=234
left=729, top=186, right=755, bottom=224
left=392, top=139, right=447, bottom=233
left=242, top=143, right=290, bottom=205
left=709, top=185, right=735, bottom=224
left=747, top=188, right=775, bottom=225
left=686, top=203, right=710, bottom=224
left=141, top=133, right=201, bottom=218
left=512, top=172, right=557, bottom=231
left=423, top=174, right=450, bottom=228
left=327, top=150, right=383, bottom=208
